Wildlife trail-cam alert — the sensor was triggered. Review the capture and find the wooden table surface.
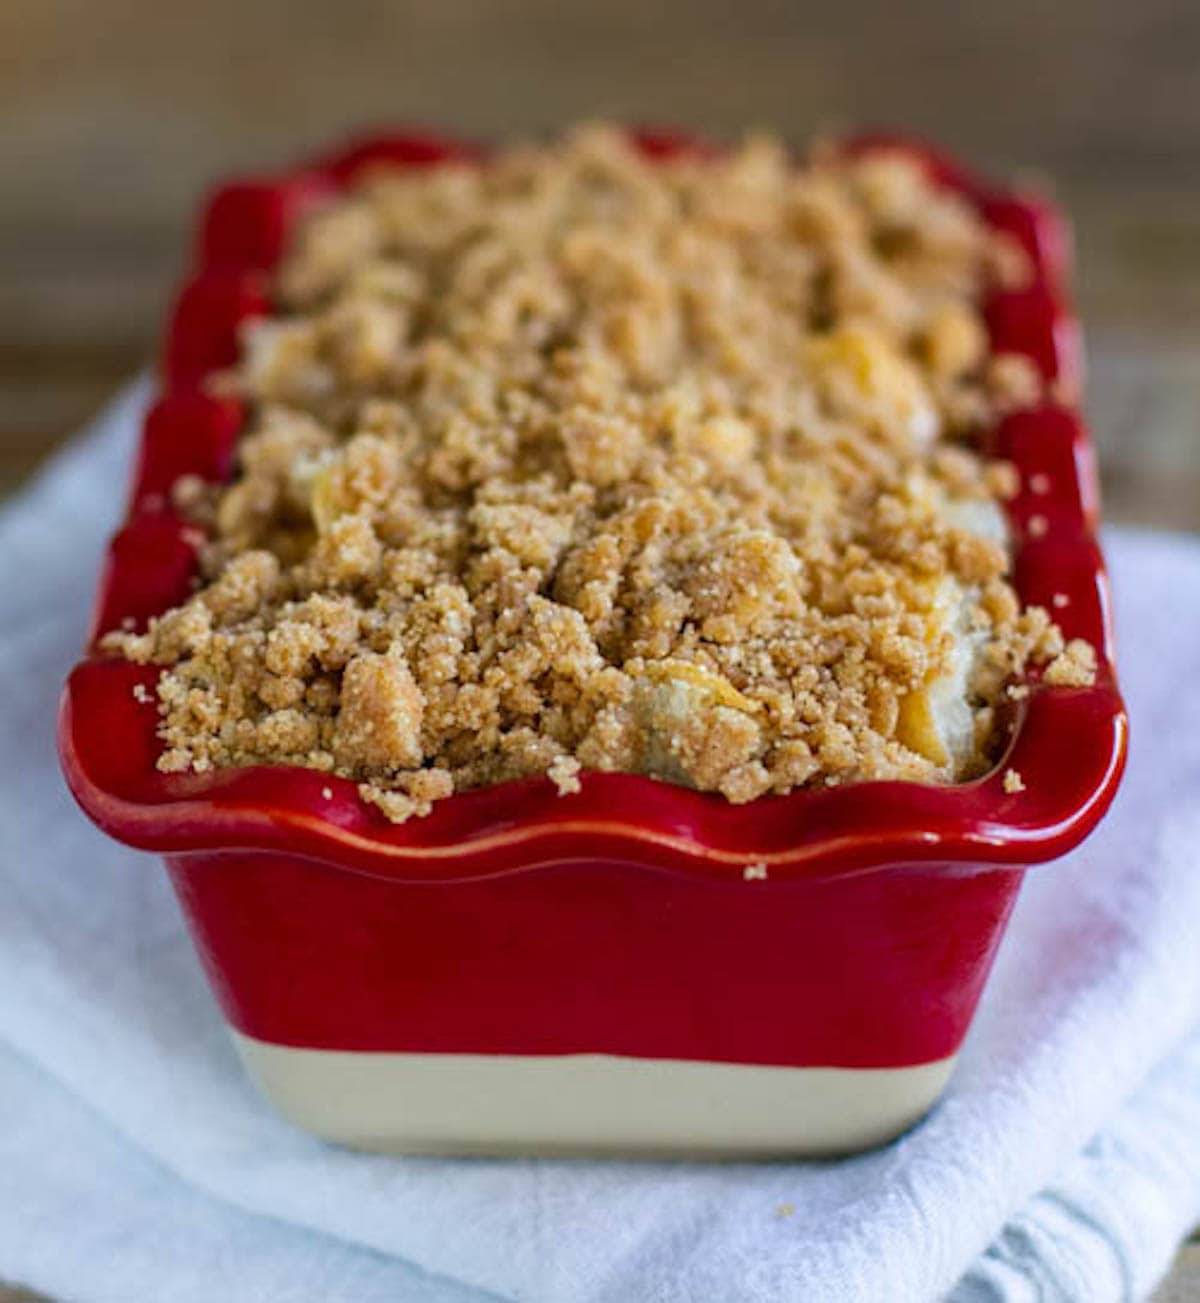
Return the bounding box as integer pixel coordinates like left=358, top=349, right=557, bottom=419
left=2, top=0, right=1197, bottom=1297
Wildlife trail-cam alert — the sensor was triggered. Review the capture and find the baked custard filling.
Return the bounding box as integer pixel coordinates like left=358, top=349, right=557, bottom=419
left=107, top=125, right=1097, bottom=822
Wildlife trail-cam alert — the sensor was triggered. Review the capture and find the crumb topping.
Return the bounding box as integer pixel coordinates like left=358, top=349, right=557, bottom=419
left=1003, top=767, right=1025, bottom=794
left=104, top=125, right=1094, bottom=821
left=1043, top=638, right=1098, bottom=688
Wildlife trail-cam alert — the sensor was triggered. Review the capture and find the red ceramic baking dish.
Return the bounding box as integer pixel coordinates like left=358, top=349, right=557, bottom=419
left=60, top=128, right=1127, bottom=1156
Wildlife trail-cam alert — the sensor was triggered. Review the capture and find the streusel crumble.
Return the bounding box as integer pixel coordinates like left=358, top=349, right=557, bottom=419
left=106, top=125, right=1096, bottom=820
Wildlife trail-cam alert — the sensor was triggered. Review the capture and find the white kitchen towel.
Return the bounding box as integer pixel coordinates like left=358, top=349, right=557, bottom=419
left=1, top=382, right=1198, bottom=1303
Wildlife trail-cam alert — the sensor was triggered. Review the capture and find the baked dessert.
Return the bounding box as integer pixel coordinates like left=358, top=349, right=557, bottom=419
left=105, top=125, right=1096, bottom=821
left=62, top=126, right=1127, bottom=1158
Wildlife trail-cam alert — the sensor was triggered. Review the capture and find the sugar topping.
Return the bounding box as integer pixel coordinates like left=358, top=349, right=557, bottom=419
left=105, top=125, right=1093, bottom=820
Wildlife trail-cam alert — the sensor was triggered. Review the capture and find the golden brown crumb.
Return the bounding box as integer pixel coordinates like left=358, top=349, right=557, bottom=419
left=103, top=125, right=1086, bottom=820
left=334, top=652, right=423, bottom=770
left=321, top=785, right=334, bottom=799
left=1029, top=472, right=1051, bottom=495
left=547, top=754, right=583, bottom=796
left=742, top=862, right=769, bottom=881
left=988, top=233, right=1035, bottom=291
left=775, top=1202, right=796, bottom=1219
left=985, top=460, right=1020, bottom=501
left=987, top=353, right=1043, bottom=413
left=1043, top=638, right=1098, bottom=688
left=358, top=766, right=454, bottom=822
left=1003, top=767, right=1025, bottom=794
left=1027, top=514, right=1049, bottom=539
left=1052, top=592, right=1069, bottom=609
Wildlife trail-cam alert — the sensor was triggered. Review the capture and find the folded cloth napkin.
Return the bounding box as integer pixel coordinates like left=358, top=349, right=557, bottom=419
left=2, top=383, right=1199, bottom=1303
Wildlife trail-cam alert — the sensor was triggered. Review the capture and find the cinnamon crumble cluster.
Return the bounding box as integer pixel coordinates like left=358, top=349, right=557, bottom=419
left=107, top=125, right=1096, bottom=821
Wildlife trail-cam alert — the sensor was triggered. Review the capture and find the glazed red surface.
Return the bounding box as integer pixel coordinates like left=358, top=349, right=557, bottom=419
left=60, top=129, right=1128, bottom=1067
left=167, top=850, right=1022, bottom=1064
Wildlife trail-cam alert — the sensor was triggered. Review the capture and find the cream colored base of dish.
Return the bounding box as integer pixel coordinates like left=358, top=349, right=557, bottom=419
left=232, top=1031, right=956, bottom=1157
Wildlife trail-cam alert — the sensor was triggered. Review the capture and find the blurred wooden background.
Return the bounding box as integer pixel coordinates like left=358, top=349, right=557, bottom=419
left=2, top=0, right=1199, bottom=527
left=0, top=1, right=1198, bottom=1297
